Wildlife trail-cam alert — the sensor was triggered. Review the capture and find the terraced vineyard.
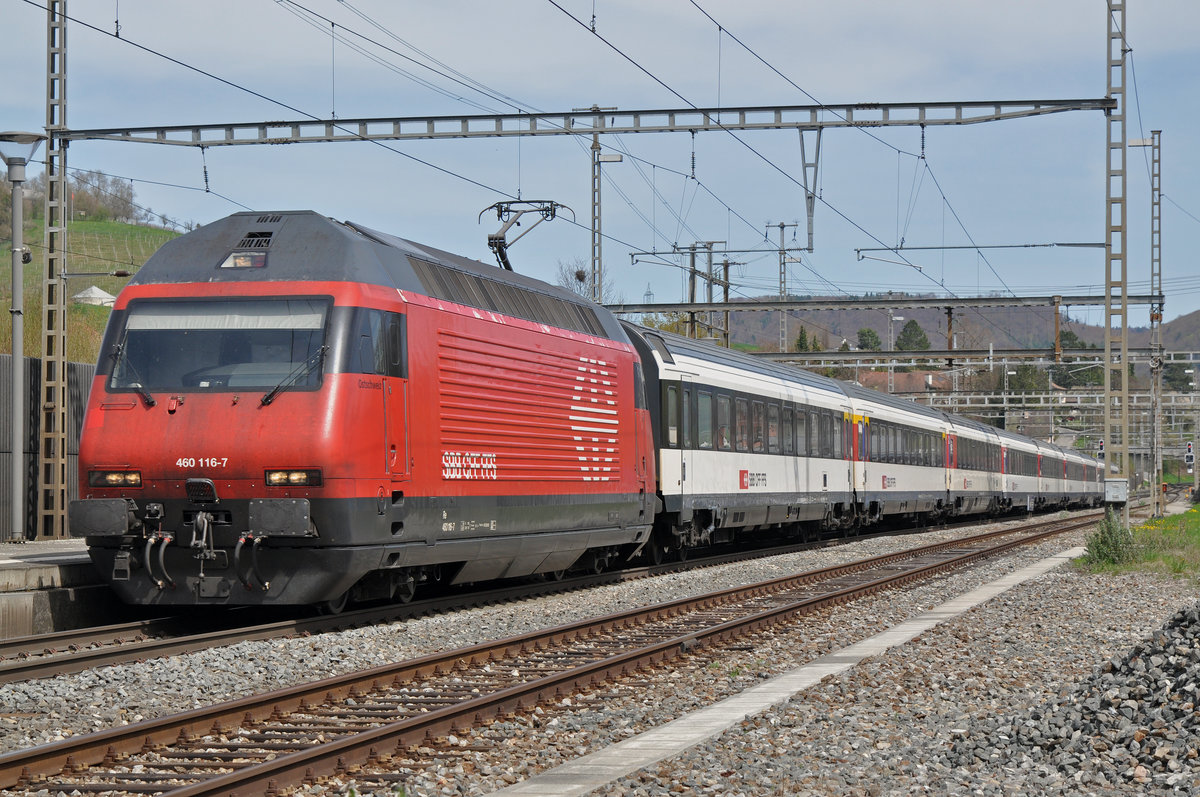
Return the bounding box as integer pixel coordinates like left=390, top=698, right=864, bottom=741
left=0, top=219, right=178, bottom=363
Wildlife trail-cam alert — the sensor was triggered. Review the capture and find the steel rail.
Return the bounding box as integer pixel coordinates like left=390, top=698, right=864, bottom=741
left=170, top=517, right=1092, bottom=797
left=0, top=514, right=1097, bottom=792
left=0, top=514, right=1000, bottom=685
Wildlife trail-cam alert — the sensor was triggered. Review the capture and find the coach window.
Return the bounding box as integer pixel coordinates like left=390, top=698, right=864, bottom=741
left=717, top=395, right=732, bottom=450
left=794, top=410, right=808, bottom=456
left=735, top=398, right=750, bottom=452
left=751, top=401, right=766, bottom=452
left=665, top=384, right=679, bottom=447
left=682, top=388, right=693, bottom=449
left=767, top=404, right=780, bottom=454
left=698, top=391, right=714, bottom=450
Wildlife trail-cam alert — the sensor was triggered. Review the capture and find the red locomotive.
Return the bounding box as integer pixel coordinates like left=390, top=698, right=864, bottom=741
left=70, top=211, right=657, bottom=609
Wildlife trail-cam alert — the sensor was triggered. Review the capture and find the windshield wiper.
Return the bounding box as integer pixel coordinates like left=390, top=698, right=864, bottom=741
left=260, top=345, right=329, bottom=407
left=110, top=342, right=157, bottom=407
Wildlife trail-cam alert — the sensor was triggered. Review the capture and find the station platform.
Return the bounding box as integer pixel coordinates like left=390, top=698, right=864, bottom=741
left=0, top=538, right=123, bottom=639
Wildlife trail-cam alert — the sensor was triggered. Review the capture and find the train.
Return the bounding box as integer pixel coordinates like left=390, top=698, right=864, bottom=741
left=68, top=210, right=1104, bottom=609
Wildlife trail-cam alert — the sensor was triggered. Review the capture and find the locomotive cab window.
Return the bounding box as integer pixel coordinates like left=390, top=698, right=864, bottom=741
left=108, top=297, right=330, bottom=393
left=348, top=309, right=407, bottom=378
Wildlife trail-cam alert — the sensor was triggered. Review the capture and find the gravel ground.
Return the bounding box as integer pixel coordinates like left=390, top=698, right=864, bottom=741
left=3, top=511, right=1197, bottom=797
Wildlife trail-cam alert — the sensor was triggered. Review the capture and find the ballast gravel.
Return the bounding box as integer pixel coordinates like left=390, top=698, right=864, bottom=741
left=2, top=512, right=1198, bottom=797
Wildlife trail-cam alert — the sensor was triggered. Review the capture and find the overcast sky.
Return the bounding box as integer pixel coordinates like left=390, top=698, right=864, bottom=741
left=3, top=0, right=1199, bottom=341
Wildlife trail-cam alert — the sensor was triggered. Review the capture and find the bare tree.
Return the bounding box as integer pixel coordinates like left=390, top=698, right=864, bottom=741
left=554, top=256, right=624, bottom=304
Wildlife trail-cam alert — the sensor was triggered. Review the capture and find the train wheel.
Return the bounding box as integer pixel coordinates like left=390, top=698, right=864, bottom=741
left=394, top=578, right=417, bottom=604
left=317, top=591, right=349, bottom=615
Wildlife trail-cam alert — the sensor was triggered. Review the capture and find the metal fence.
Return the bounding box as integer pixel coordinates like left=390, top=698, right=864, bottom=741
left=0, top=354, right=94, bottom=540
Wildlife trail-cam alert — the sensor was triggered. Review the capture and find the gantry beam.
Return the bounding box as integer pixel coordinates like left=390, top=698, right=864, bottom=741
left=57, top=99, right=1116, bottom=147
left=753, top=347, right=1159, bottom=366
left=607, top=293, right=1162, bottom=315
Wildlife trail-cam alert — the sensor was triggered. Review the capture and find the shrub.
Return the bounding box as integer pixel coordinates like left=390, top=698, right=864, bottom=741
left=1083, top=507, right=1135, bottom=566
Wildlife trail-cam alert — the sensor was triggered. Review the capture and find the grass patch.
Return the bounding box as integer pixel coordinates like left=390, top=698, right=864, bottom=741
left=0, top=219, right=177, bottom=364
left=1078, top=504, right=1200, bottom=579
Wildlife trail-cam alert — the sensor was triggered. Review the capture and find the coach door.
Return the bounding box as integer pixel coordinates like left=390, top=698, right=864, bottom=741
left=849, top=411, right=866, bottom=494
left=945, top=433, right=956, bottom=491
left=383, top=312, right=410, bottom=480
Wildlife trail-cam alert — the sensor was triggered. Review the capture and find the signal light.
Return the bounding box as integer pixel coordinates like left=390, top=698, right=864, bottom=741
left=1188, top=442, right=1194, bottom=455
left=1098, top=440, right=1104, bottom=454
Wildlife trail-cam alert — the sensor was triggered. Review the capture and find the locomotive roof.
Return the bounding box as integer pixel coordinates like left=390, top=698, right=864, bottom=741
left=130, top=210, right=629, bottom=342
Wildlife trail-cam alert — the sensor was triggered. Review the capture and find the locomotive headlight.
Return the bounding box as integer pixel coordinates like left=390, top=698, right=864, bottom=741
left=265, top=469, right=322, bottom=487
left=89, top=470, right=142, bottom=488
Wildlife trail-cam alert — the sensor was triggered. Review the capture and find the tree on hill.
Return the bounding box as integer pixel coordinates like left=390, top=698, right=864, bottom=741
left=857, top=327, right=882, bottom=351
left=18, top=169, right=184, bottom=229
left=1047, top=330, right=1102, bottom=388
left=895, top=319, right=931, bottom=351
left=1163, top=363, right=1193, bottom=392
left=795, top=326, right=809, bottom=352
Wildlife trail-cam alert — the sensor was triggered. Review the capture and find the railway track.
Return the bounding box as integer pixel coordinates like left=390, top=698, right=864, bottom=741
left=0, top=513, right=1097, bottom=795
left=0, top=513, right=1039, bottom=685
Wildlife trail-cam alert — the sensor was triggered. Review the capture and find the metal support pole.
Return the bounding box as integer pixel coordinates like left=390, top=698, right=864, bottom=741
left=722, top=259, right=731, bottom=348
left=1150, top=131, right=1164, bottom=515
left=774, top=223, right=796, bottom=352
left=798, top=129, right=821, bottom=252
left=590, top=133, right=601, bottom=304
left=5, top=158, right=26, bottom=541
left=945, top=307, right=954, bottom=367
left=705, top=245, right=715, bottom=337
left=2, top=132, right=47, bottom=543
left=687, top=245, right=697, bottom=339
left=8, top=165, right=22, bottom=541
left=40, top=0, right=71, bottom=538
left=1104, top=0, right=1131, bottom=527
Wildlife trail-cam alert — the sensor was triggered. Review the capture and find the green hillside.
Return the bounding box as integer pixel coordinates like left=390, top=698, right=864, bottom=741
left=1, top=219, right=177, bottom=364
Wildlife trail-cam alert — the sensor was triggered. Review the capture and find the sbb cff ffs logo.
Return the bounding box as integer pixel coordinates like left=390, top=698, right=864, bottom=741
left=739, top=470, right=767, bottom=489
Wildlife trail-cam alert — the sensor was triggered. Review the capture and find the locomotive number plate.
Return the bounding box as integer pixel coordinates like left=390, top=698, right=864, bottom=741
left=176, top=457, right=229, bottom=468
